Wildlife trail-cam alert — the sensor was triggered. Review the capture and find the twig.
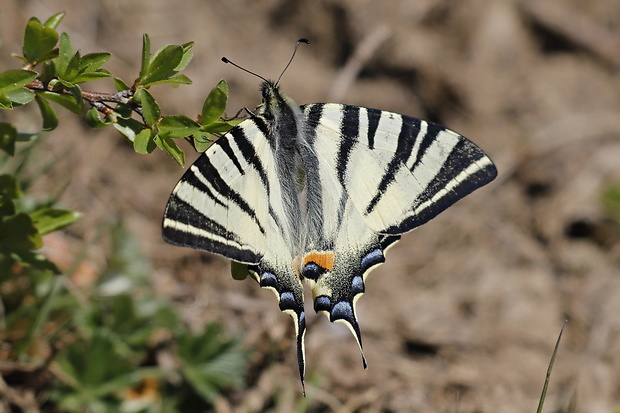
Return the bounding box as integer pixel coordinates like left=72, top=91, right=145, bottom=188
left=328, top=25, right=392, bottom=102
left=521, top=0, right=620, bottom=68
left=26, top=79, right=136, bottom=115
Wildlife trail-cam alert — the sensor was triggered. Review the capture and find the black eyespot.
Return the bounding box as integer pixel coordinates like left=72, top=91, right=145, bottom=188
left=301, top=262, right=326, bottom=281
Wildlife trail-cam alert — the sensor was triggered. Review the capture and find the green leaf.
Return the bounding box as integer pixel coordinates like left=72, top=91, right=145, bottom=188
left=140, top=45, right=183, bottom=86
left=16, top=132, right=39, bottom=142
left=202, top=120, right=237, bottom=136
left=11, top=249, right=60, bottom=274
left=113, top=117, right=145, bottom=142
left=62, top=51, right=82, bottom=82
left=0, top=123, right=16, bottom=156
left=0, top=213, right=42, bottom=250
left=113, top=77, right=130, bottom=92
left=0, top=174, right=22, bottom=199
left=175, top=41, right=195, bottom=72
left=0, top=70, right=38, bottom=95
left=5, top=88, right=35, bottom=106
left=133, top=88, right=160, bottom=125
left=133, top=129, right=156, bottom=154
left=139, top=74, right=192, bottom=87
left=231, top=261, right=249, bottom=280
left=0, top=95, right=13, bottom=109
left=29, top=208, right=81, bottom=235
left=193, top=133, right=212, bottom=153
left=38, top=90, right=83, bottom=114
left=44, top=11, right=66, bottom=29
left=158, top=115, right=201, bottom=138
left=35, top=95, right=58, bottom=131
left=57, top=32, right=73, bottom=77
left=79, top=52, right=111, bottom=72
left=0, top=196, right=16, bottom=218
left=155, top=135, right=184, bottom=166
left=85, top=107, right=112, bottom=128
left=201, top=79, right=229, bottom=126
left=23, top=18, right=59, bottom=63
left=71, top=70, right=112, bottom=84
left=140, top=34, right=151, bottom=84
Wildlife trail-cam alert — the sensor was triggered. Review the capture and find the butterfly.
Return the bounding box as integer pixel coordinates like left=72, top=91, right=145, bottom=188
left=162, top=39, right=497, bottom=394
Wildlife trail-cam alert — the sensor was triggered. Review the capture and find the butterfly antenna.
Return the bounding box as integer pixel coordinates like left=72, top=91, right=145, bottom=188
left=276, top=38, right=310, bottom=85
left=221, top=57, right=269, bottom=83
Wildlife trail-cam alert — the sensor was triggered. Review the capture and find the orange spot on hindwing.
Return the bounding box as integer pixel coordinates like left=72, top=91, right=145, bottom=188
left=296, top=251, right=335, bottom=281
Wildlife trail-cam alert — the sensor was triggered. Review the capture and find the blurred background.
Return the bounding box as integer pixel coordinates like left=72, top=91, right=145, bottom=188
left=1, top=0, right=620, bottom=411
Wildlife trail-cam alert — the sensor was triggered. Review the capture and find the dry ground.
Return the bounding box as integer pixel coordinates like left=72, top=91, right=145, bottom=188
left=2, top=0, right=620, bottom=412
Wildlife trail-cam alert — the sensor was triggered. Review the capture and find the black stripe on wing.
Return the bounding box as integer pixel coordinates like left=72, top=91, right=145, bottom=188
left=386, top=137, right=497, bottom=234
left=364, top=114, right=416, bottom=215
left=163, top=194, right=260, bottom=263
left=192, top=145, right=267, bottom=235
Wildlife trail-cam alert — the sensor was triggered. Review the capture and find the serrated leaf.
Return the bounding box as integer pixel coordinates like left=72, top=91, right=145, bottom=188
left=85, top=107, right=112, bottom=128
left=133, top=88, right=160, bottom=125
left=0, top=213, right=42, bottom=250
left=44, top=12, right=66, bottom=29
left=140, top=45, right=183, bottom=86
left=23, top=19, right=59, bottom=63
left=35, top=95, right=58, bottom=131
left=0, top=123, right=16, bottom=156
left=5, top=88, right=35, bottom=106
left=133, top=129, right=156, bottom=154
left=0, top=70, right=38, bottom=95
left=39, top=90, right=83, bottom=114
left=155, top=135, right=184, bottom=166
left=201, top=79, right=229, bottom=126
left=29, top=208, right=81, bottom=235
left=158, top=115, right=201, bottom=138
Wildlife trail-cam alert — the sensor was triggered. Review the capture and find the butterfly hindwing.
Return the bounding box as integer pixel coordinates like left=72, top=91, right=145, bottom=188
left=297, top=103, right=497, bottom=360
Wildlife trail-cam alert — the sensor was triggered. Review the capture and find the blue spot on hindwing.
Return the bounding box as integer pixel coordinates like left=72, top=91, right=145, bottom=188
left=360, top=248, right=384, bottom=271
left=279, top=291, right=296, bottom=310
left=260, top=272, right=277, bottom=288
left=314, top=295, right=331, bottom=312
left=331, top=301, right=354, bottom=322
left=351, top=276, right=364, bottom=295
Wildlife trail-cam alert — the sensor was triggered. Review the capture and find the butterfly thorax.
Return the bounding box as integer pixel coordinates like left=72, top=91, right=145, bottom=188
left=257, top=81, right=309, bottom=257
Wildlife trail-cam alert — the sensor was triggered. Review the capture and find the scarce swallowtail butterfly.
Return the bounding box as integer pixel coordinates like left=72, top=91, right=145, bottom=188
left=162, top=39, right=497, bottom=394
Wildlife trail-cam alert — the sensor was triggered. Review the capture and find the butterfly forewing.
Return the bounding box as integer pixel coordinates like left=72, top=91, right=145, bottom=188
left=301, top=103, right=497, bottom=235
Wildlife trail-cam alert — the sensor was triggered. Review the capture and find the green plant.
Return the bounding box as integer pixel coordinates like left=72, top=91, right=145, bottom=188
left=0, top=12, right=248, bottom=412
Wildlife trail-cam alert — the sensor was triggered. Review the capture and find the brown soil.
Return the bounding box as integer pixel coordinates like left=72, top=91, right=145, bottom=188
left=2, top=0, right=620, bottom=411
